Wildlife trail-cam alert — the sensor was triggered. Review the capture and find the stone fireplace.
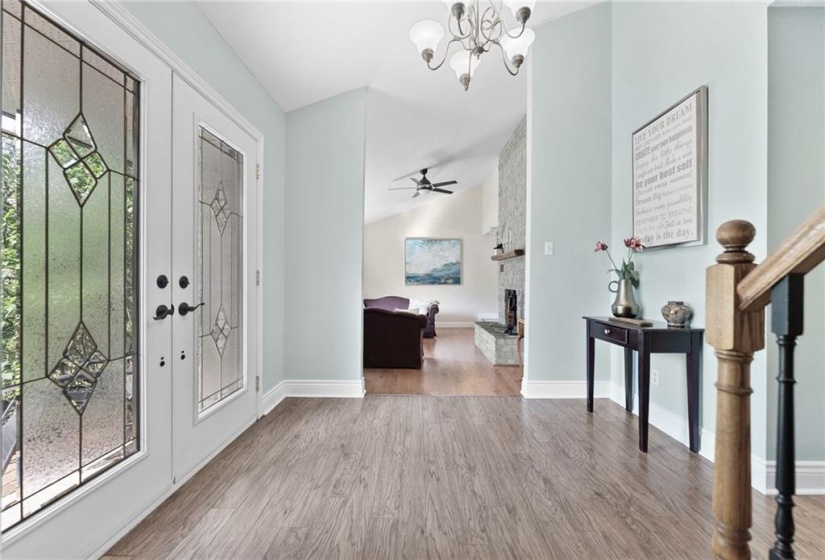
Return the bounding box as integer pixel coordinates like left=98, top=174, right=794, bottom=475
left=474, top=118, right=526, bottom=366
left=497, top=117, right=526, bottom=324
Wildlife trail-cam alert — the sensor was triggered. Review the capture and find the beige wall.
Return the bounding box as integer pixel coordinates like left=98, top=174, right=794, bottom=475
left=363, top=186, right=498, bottom=324
left=481, top=165, right=499, bottom=234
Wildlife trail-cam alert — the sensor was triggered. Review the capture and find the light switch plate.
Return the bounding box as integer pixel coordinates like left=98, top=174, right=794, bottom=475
left=544, top=241, right=554, bottom=256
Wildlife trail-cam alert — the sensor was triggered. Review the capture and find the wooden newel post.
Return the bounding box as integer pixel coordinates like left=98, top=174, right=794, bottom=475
left=706, top=221, right=765, bottom=559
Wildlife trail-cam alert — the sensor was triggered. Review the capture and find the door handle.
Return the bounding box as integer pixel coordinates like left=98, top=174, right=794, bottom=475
left=179, top=302, right=205, bottom=316
left=153, top=304, right=175, bottom=320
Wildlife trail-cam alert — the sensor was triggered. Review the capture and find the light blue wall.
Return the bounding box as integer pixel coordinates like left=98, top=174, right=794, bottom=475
left=610, top=1, right=769, bottom=455
left=529, top=1, right=773, bottom=455
left=525, top=2, right=613, bottom=385
left=767, top=6, right=825, bottom=462
left=284, top=88, right=366, bottom=382
left=123, top=2, right=287, bottom=391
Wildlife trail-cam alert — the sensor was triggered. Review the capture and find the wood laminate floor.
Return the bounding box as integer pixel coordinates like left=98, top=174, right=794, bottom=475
left=107, top=397, right=825, bottom=559
left=364, top=328, right=522, bottom=396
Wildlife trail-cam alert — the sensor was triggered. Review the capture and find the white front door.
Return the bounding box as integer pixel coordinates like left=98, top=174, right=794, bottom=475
left=170, top=75, right=259, bottom=482
left=1, top=0, right=173, bottom=557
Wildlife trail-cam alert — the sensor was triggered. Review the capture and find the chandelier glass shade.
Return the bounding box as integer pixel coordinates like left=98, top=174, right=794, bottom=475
left=409, top=1, right=537, bottom=90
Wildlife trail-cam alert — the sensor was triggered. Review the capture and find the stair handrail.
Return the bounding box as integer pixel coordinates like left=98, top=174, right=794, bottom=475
left=738, top=204, right=825, bottom=312
left=706, top=203, right=825, bottom=559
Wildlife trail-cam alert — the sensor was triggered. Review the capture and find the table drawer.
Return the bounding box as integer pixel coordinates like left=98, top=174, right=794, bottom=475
left=590, top=322, right=628, bottom=345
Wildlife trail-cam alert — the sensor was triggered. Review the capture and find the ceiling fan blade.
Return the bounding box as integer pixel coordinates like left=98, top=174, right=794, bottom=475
left=410, top=178, right=421, bottom=186
left=431, top=180, right=457, bottom=188
left=388, top=187, right=418, bottom=190
left=412, top=191, right=420, bottom=198
left=432, top=188, right=454, bottom=194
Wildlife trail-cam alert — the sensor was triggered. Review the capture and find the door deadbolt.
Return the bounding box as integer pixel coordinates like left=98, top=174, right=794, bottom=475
left=179, top=276, right=190, bottom=289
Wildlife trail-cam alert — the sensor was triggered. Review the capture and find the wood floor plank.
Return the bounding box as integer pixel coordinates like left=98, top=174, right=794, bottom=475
left=364, top=328, right=522, bottom=396
left=109, top=395, right=825, bottom=559
left=166, top=507, right=234, bottom=560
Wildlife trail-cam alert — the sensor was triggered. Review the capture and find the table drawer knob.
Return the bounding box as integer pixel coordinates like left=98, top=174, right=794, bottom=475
left=604, top=328, right=611, bottom=335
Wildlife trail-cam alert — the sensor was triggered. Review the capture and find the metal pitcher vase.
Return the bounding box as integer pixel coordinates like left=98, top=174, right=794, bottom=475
left=609, top=278, right=640, bottom=318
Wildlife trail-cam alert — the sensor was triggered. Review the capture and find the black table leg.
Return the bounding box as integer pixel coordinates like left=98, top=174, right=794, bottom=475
left=586, top=331, right=595, bottom=412
left=686, top=332, right=702, bottom=453
left=637, top=341, right=651, bottom=453
left=624, top=347, right=633, bottom=412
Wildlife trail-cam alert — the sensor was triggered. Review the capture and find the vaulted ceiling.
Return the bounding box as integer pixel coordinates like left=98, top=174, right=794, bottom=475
left=197, top=1, right=596, bottom=223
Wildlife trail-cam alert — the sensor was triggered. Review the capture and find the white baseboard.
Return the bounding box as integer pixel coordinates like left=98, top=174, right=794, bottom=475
left=264, top=379, right=365, bottom=399
left=477, top=313, right=499, bottom=322
left=700, top=428, right=716, bottom=463
left=607, top=383, right=825, bottom=495
left=608, top=383, right=696, bottom=451
left=752, top=455, right=771, bottom=495
left=438, top=321, right=475, bottom=328
left=790, top=462, right=825, bottom=495
left=522, top=380, right=609, bottom=399
left=758, top=460, right=825, bottom=496
left=262, top=381, right=288, bottom=414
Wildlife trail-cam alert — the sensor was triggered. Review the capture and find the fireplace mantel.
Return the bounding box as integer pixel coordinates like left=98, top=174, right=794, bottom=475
left=491, top=249, right=525, bottom=261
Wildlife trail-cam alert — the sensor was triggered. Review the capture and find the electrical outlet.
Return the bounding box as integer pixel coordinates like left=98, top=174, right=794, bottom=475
left=544, top=241, right=554, bottom=255
left=651, top=369, right=660, bottom=386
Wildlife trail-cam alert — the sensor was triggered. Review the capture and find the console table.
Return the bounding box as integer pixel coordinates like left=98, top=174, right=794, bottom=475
left=583, top=316, right=704, bottom=453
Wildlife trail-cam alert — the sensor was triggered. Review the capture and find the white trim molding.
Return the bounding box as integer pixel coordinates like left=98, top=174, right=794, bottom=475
left=790, top=462, right=825, bottom=495
left=757, top=460, right=825, bottom=496
left=438, top=321, right=476, bottom=328
left=608, top=382, right=699, bottom=452
left=263, top=380, right=365, bottom=406
left=262, top=381, right=289, bottom=415
left=522, top=380, right=609, bottom=399
left=607, top=383, right=825, bottom=496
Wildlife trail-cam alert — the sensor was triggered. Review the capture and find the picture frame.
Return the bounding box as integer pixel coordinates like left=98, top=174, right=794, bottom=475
left=632, top=86, right=708, bottom=250
left=404, top=238, right=462, bottom=286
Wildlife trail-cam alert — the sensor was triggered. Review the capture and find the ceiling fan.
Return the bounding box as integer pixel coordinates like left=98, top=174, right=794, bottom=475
left=388, top=168, right=457, bottom=198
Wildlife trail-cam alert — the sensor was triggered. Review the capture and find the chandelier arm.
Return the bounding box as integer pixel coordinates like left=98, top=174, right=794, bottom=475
left=480, top=14, right=504, bottom=45
left=502, top=21, right=527, bottom=40
left=476, top=4, right=498, bottom=47
left=467, top=1, right=477, bottom=47
left=496, top=41, right=520, bottom=76
left=447, top=10, right=472, bottom=41
left=426, top=37, right=462, bottom=71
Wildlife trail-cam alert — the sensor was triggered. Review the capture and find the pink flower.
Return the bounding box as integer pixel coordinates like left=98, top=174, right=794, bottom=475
left=594, top=241, right=608, bottom=252
left=624, top=236, right=646, bottom=252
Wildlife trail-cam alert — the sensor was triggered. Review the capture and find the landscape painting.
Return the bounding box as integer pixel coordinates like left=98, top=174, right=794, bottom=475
left=405, top=238, right=462, bottom=285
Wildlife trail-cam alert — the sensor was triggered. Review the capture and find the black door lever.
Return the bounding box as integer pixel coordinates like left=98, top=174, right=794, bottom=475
left=153, top=304, right=175, bottom=320
left=179, top=302, right=205, bottom=316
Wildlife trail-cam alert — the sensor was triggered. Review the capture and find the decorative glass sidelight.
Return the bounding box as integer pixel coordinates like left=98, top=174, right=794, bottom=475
left=197, top=127, right=243, bottom=414
left=1, top=0, right=140, bottom=531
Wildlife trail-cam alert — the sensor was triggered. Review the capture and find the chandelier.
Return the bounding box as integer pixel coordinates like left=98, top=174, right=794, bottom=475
left=409, top=1, right=537, bottom=91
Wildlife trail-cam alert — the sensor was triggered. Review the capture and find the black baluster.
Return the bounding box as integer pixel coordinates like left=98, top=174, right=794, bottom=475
left=769, top=274, right=804, bottom=560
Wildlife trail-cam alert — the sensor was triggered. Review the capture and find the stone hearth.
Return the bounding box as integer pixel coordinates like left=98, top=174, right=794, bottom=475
left=474, top=322, right=519, bottom=366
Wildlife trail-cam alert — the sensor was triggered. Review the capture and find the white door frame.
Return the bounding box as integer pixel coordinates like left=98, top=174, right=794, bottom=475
left=0, top=1, right=265, bottom=557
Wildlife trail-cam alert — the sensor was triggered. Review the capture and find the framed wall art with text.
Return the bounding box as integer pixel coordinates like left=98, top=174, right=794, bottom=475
left=632, top=86, right=708, bottom=250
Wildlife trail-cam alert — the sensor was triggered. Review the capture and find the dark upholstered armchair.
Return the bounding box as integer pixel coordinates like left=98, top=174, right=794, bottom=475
left=363, top=296, right=439, bottom=338
left=363, top=307, right=427, bottom=369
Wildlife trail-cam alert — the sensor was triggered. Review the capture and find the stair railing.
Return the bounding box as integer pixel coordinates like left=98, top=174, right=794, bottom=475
left=706, top=205, right=825, bottom=559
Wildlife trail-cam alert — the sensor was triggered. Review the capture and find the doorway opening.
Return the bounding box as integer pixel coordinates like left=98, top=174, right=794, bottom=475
left=361, top=97, right=527, bottom=396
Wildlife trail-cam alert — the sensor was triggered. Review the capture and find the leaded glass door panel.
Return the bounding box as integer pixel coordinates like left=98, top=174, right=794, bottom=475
left=171, top=75, right=258, bottom=481
left=1, top=1, right=173, bottom=555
